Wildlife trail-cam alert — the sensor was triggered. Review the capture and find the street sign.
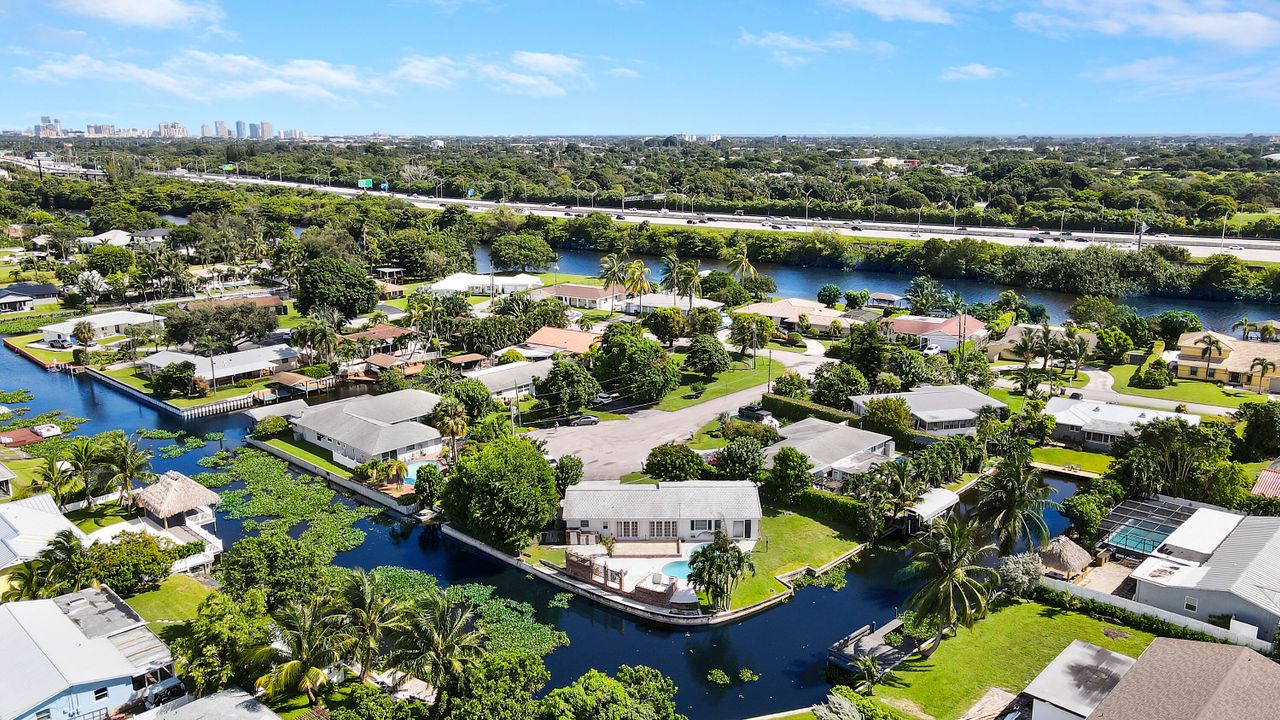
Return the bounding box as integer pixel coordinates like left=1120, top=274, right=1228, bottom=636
left=623, top=193, right=667, bottom=202
left=357, top=178, right=373, bottom=189
left=221, top=163, right=236, bottom=171
left=380, top=182, right=389, bottom=191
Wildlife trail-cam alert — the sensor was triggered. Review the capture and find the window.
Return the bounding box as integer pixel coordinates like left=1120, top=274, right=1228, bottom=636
left=579, top=520, right=590, bottom=529
left=1184, top=596, right=1198, bottom=612
left=618, top=521, right=638, bottom=538
left=691, top=519, right=712, bottom=532
left=94, top=687, right=109, bottom=701
left=732, top=520, right=746, bottom=537
left=649, top=521, right=677, bottom=538
left=37, top=711, right=51, bottom=720
left=1207, top=368, right=1216, bottom=379
left=1189, top=367, right=1198, bottom=377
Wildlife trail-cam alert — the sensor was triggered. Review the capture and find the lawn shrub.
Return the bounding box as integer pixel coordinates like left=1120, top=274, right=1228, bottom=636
left=1031, top=586, right=1228, bottom=645
left=760, top=392, right=860, bottom=424
left=792, top=488, right=871, bottom=534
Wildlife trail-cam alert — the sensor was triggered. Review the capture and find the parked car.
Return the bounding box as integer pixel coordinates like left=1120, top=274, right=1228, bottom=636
left=737, top=404, right=773, bottom=422
left=566, top=415, right=600, bottom=427
left=1069, top=392, right=1084, bottom=400
left=922, top=344, right=942, bottom=357
left=594, top=392, right=617, bottom=404
left=48, top=338, right=73, bottom=349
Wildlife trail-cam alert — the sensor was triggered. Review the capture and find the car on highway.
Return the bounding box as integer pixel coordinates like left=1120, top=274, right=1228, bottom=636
left=737, top=405, right=773, bottom=423
left=909, top=232, right=921, bottom=237
left=733, top=210, right=745, bottom=216
left=1030, top=236, right=1046, bottom=243
left=563, top=211, right=573, bottom=216
left=770, top=224, right=782, bottom=230
left=1054, top=237, right=1065, bottom=242
left=848, top=225, right=862, bottom=231
left=615, top=214, right=625, bottom=220
left=1229, top=245, right=1245, bottom=251
left=785, top=224, right=797, bottom=229
left=1074, top=236, right=1089, bottom=242
left=956, top=226, right=968, bottom=232
left=687, top=219, right=697, bottom=224
left=1027, top=226, right=1040, bottom=231
left=1060, top=231, right=1073, bottom=237
left=922, top=344, right=942, bottom=357
left=566, top=415, right=600, bottom=427
left=1153, top=233, right=1169, bottom=238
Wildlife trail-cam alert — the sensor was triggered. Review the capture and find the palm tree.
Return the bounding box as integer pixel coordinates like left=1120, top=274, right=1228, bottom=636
left=1232, top=316, right=1253, bottom=340
left=336, top=569, right=405, bottom=682
left=105, top=435, right=154, bottom=507
left=383, top=458, right=409, bottom=487
left=873, top=460, right=922, bottom=522
left=1, top=560, right=47, bottom=601
left=309, top=305, right=346, bottom=332
left=253, top=599, right=343, bottom=707
left=1250, top=356, right=1276, bottom=389
left=72, top=320, right=96, bottom=347
left=974, top=448, right=1057, bottom=552
left=389, top=594, right=484, bottom=694
left=1012, top=366, right=1040, bottom=396
left=676, top=259, right=702, bottom=312
left=597, top=253, right=628, bottom=315
left=1261, top=324, right=1278, bottom=343
left=1009, top=334, right=1037, bottom=368
left=432, top=396, right=469, bottom=464
left=1063, top=334, right=1090, bottom=379
left=623, top=259, right=652, bottom=299
left=727, top=248, right=756, bottom=280
left=904, top=518, right=999, bottom=657
left=658, top=252, right=681, bottom=293
left=31, top=457, right=77, bottom=510
left=687, top=529, right=755, bottom=612
left=1195, top=333, right=1225, bottom=379
left=1035, top=324, right=1056, bottom=373
left=35, top=529, right=94, bottom=597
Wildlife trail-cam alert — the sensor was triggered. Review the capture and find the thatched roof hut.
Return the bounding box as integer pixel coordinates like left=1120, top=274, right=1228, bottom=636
left=134, top=471, right=219, bottom=527
left=1038, top=535, right=1093, bottom=579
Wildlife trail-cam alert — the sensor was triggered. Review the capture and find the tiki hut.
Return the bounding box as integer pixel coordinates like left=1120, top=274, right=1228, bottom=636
left=134, top=471, right=220, bottom=529
left=1038, top=535, right=1093, bottom=580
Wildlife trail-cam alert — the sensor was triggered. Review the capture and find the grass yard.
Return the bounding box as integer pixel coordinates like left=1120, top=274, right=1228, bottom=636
left=688, top=419, right=728, bottom=450
left=516, top=398, right=626, bottom=427
left=619, top=471, right=658, bottom=484
left=1105, top=365, right=1263, bottom=408
left=536, top=271, right=600, bottom=286
left=8, top=332, right=69, bottom=364
left=876, top=600, right=1154, bottom=720
left=0, top=303, right=76, bottom=321
left=732, top=504, right=864, bottom=608
left=125, top=575, right=213, bottom=624
left=658, top=352, right=783, bottom=411
left=0, top=457, right=48, bottom=503
left=65, top=501, right=134, bottom=532
left=101, top=367, right=274, bottom=408
left=521, top=543, right=567, bottom=567
left=1031, top=447, right=1113, bottom=474
left=269, top=680, right=366, bottom=720
left=982, top=387, right=1024, bottom=414
left=764, top=340, right=807, bottom=354
left=997, top=367, right=1089, bottom=389
left=263, top=436, right=353, bottom=478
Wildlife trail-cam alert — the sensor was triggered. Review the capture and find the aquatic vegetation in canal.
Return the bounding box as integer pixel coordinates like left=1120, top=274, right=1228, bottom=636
left=548, top=592, right=572, bottom=609
left=0, top=389, right=34, bottom=403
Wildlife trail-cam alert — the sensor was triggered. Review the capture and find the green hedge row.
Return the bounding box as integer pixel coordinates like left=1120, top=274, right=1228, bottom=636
left=792, top=488, right=872, bottom=535
left=1032, top=586, right=1228, bottom=645
left=761, top=393, right=860, bottom=424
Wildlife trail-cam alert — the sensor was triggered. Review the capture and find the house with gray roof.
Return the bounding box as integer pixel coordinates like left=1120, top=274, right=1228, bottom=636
left=150, top=688, right=282, bottom=720
left=463, top=359, right=554, bottom=400
left=1045, top=397, right=1200, bottom=451
left=0, top=494, right=87, bottom=570
left=1130, top=516, right=1280, bottom=641
left=763, top=417, right=895, bottom=487
left=562, top=481, right=762, bottom=542
left=0, top=586, right=177, bottom=720
left=1022, top=640, right=1136, bottom=720
left=849, top=385, right=1005, bottom=436
left=139, top=346, right=300, bottom=387
left=288, top=389, right=443, bottom=469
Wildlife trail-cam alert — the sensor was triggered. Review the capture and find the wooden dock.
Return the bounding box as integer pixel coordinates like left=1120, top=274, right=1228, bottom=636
left=827, top=617, right=914, bottom=678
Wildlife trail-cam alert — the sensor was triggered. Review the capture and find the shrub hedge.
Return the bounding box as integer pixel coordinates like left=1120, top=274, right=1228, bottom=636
left=760, top=393, right=859, bottom=424
left=792, top=488, right=872, bottom=535
left=1031, top=586, right=1228, bottom=645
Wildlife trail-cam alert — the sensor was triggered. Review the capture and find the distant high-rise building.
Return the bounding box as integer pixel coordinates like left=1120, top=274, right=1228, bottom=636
left=248, top=123, right=260, bottom=139
left=214, top=120, right=226, bottom=138
left=157, top=121, right=187, bottom=138
left=260, top=121, right=273, bottom=140
left=33, top=116, right=63, bottom=137
left=85, top=124, right=115, bottom=137
left=200, top=124, right=211, bottom=138
left=235, top=120, right=246, bottom=139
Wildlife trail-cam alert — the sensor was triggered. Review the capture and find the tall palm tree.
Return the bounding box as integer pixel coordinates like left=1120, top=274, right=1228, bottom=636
left=676, top=259, right=702, bottom=312
left=904, top=518, right=999, bottom=657
left=432, top=397, right=469, bottom=464
left=727, top=248, right=756, bottom=280
left=336, top=569, right=405, bottom=682
left=658, top=252, right=681, bottom=293
left=35, top=529, right=94, bottom=597
left=1261, top=324, right=1278, bottom=343
left=309, top=305, right=346, bottom=332
left=1250, top=356, right=1276, bottom=389
left=1035, top=324, right=1056, bottom=373
left=1009, top=334, right=1037, bottom=368
left=105, top=435, right=154, bottom=507
left=1064, top=334, right=1090, bottom=379
left=597, top=253, right=628, bottom=315
left=687, top=529, right=755, bottom=612
left=1232, top=316, right=1252, bottom=340
left=1012, top=366, right=1040, bottom=396
left=383, top=458, right=409, bottom=487
left=1, top=560, right=47, bottom=601
left=873, top=460, right=922, bottom=521
left=974, top=448, right=1057, bottom=552
left=623, top=259, right=652, bottom=299
left=389, top=594, right=485, bottom=695
left=1195, top=333, right=1225, bottom=379
left=31, top=457, right=77, bottom=511
left=254, top=599, right=343, bottom=707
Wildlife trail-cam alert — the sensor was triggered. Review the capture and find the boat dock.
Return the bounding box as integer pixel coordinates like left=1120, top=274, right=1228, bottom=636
left=827, top=616, right=914, bottom=678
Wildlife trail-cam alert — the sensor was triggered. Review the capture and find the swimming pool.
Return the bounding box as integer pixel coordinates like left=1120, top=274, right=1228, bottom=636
left=1107, top=522, right=1175, bottom=554
left=404, top=460, right=441, bottom=486
left=661, top=560, right=692, bottom=579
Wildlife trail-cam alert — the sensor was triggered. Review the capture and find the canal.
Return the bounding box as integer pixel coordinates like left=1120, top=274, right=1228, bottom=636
left=0, top=347, right=1081, bottom=719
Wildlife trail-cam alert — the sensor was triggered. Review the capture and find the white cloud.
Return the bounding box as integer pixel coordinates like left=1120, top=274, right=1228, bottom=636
left=608, top=67, right=639, bottom=78
left=1015, top=1, right=1280, bottom=51
left=390, top=55, right=465, bottom=87
left=940, top=63, right=1006, bottom=80
left=52, top=0, right=222, bottom=28
left=827, top=0, right=956, bottom=24
left=740, top=29, right=894, bottom=65
left=477, top=65, right=566, bottom=97
left=511, top=51, right=583, bottom=77
left=1097, top=56, right=1280, bottom=99
left=16, top=54, right=197, bottom=97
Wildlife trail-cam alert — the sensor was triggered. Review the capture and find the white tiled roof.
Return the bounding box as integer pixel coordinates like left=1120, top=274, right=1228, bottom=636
left=562, top=481, right=761, bottom=521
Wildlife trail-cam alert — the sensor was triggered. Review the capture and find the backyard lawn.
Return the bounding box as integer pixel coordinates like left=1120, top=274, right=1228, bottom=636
left=875, top=600, right=1154, bottom=720
left=0, top=457, right=47, bottom=503
left=1031, top=447, right=1113, bottom=475
left=997, top=367, right=1089, bottom=389
left=619, top=471, right=658, bottom=484
left=732, top=504, right=864, bottom=608
left=125, top=575, right=213, bottom=625
left=1105, top=365, right=1264, bottom=408
left=521, top=543, right=567, bottom=567
left=8, top=332, right=68, bottom=364
left=269, top=680, right=365, bottom=720
left=658, top=352, right=783, bottom=411
left=262, top=436, right=353, bottom=478
left=102, top=367, right=274, bottom=408
left=983, top=387, right=1024, bottom=414
left=65, top=501, right=133, bottom=532
left=688, top=419, right=729, bottom=450
left=536, top=271, right=600, bottom=286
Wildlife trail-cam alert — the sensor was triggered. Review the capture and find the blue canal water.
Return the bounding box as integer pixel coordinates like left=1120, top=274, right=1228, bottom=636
left=0, top=347, right=1077, bottom=719
left=477, top=245, right=1278, bottom=333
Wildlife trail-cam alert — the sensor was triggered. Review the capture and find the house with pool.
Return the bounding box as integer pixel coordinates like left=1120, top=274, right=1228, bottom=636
left=286, top=388, right=443, bottom=469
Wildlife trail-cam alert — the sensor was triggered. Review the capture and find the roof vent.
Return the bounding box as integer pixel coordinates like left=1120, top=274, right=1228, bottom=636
left=1093, top=406, right=1101, bottom=412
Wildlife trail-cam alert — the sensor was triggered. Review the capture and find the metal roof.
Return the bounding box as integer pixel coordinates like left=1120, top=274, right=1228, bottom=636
left=763, top=417, right=892, bottom=473
left=1023, top=640, right=1136, bottom=718
left=290, top=389, right=442, bottom=456
left=464, top=359, right=553, bottom=393
left=1196, top=516, right=1280, bottom=615
left=1045, top=397, right=1199, bottom=435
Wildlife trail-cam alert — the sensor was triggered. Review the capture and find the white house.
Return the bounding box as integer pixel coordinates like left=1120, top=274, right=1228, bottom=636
left=424, top=272, right=542, bottom=297
left=139, top=346, right=300, bottom=388
left=622, top=293, right=724, bottom=315
left=1023, top=640, right=1136, bottom=720
left=533, top=283, right=629, bottom=311
left=288, top=389, right=443, bottom=468
left=762, top=417, right=895, bottom=488
left=78, top=229, right=133, bottom=248
left=884, top=314, right=988, bottom=351
left=0, top=288, right=35, bottom=314
left=0, top=494, right=88, bottom=570
left=562, top=481, right=762, bottom=542
left=1044, top=397, right=1199, bottom=451
left=463, top=359, right=554, bottom=400
left=866, top=292, right=910, bottom=310
left=848, top=385, right=1006, bottom=436
left=0, top=586, right=177, bottom=720
left=129, top=228, right=171, bottom=250
left=40, top=310, right=165, bottom=345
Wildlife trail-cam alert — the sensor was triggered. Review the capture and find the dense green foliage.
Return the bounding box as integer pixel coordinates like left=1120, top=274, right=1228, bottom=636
left=439, top=436, right=559, bottom=553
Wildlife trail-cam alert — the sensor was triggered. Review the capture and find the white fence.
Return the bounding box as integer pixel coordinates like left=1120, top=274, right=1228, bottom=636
left=1040, top=577, right=1274, bottom=653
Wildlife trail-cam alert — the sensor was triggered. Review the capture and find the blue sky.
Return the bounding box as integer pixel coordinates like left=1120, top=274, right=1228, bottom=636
left=4, top=0, right=1280, bottom=135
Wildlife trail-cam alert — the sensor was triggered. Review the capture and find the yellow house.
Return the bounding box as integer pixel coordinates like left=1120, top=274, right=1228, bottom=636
left=1175, top=330, right=1280, bottom=392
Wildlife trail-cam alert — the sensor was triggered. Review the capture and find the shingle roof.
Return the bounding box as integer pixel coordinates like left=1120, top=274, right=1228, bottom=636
left=887, top=314, right=986, bottom=339
left=1023, top=640, right=1136, bottom=718
left=850, top=385, right=1004, bottom=420
left=1045, top=397, right=1200, bottom=436
left=1091, top=637, right=1280, bottom=720
left=464, top=359, right=553, bottom=394
left=142, top=346, right=298, bottom=382
left=763, top=417, right=893, bottom=473
left=5, top=282, right=58, bottom=297
left=523, top=326, right=601, bottom=355
left=540, top=283, right=628, bottom=301
left=343, top=323, right=416, bottom=342
left=562, top=481, right=761, bottom=521
left=290, top=389, right=442, bottom=455
left=1195, top=516, right=1280, bottom=615
left=133, top=470, right=220, bottom=519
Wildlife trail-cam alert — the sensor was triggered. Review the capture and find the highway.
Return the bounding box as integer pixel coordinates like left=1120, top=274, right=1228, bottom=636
left=5, top=153, right=1279, bottom=262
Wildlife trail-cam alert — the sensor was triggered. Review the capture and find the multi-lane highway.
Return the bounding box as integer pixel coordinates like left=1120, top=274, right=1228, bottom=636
left=5, top=153, right=1279, bottom=262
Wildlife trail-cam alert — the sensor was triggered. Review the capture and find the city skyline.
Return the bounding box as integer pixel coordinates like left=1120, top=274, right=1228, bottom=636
left=3, top=1, right=1280, bottom=136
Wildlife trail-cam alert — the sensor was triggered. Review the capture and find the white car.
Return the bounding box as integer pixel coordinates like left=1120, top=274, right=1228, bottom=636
left=922, top=344, right=942, bottom=356
left=1153, top=232, right=1169, bottom=238
left=1229, top=245, right=1245, bottom=251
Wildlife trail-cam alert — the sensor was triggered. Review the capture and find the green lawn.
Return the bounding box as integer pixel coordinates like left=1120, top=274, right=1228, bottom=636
left=521, top=543, right=567, bottom=567
left=8, top=332, right=67, bottom=364
left=269, top=680, right=366, bottom=720
left=126, top=575, right=213, bottom=624
left=65, top=501, right=134, bottom=532
left=536, top=271, right=600, bottom=286
left=1031, top=447, right=1113, bottom=474
left=263, top=436, right=353, bottom=478
left=516, top=398, right=626, bottom=427
left=0, top=457, right=48, bottom=503
left=657, top=352, right=784, bottom=411
left=1105, top=365, right=1264, bottom=408
left=764, top=340, right=807, bottom=354
left=997, top=367, right=1089, bottom=389
left=619, top=471, right=658, bottom=484
left=0, top=303, right=75, bottom=321
left=983, top=387, right=1024, bottom=414
left=101, top=367, right=274, bottom=408
left=944, top=471, right=982, bottom=493
left=733, top=504, right=864, bottom=608
left=688, top=419, right=728, bottom=450
left=876, top=600, right=1154, bottom=720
